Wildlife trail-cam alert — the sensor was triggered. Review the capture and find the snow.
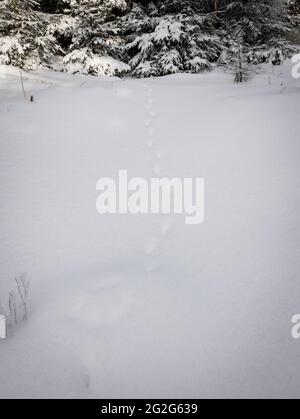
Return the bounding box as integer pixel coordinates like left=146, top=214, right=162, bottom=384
left=0, top=62, right=300, bottom=398
left=63, top=49, right=130, bottom=76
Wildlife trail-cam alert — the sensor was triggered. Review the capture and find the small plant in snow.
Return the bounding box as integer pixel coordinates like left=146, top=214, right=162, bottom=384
left=0, top=274, right=30, bottom=336
left=232, top=42, right=252, bottom=83
left=218, top=40, right=257, bottom=83
left=15, top=274, right=30, bottom=321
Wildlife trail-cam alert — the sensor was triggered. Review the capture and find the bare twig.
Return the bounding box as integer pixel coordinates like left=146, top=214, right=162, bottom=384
left=15, top=274, right=30, bottom=321
left=0, top=298, right=5, bottom=316
left=9, top=291, right=18, bottom=325
left=19, top=69, right=27, bottom=100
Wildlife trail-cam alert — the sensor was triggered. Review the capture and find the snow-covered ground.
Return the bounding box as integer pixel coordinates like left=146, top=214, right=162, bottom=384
left=0, top=63, right=300, bottom=398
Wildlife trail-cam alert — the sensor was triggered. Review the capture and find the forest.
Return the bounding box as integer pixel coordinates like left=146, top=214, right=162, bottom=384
left=0, top=0, right=299, bottom=77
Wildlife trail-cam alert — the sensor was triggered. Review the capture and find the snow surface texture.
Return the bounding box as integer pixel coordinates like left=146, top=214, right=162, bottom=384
left=0, top=63, right=300, bottom=398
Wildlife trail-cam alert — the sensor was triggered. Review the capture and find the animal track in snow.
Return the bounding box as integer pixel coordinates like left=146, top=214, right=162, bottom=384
left=156, top=150, right=164, bottom=160
left=143, top=83, right=173, bottom=273
left=153, top=165, right=161, bottom=176
left=147, top=139, right=153, bottom=148
left=160, top=219, right=172, bottom=236
left=145, top=261, right=158, bottom=273
left=144, top=239, right=157, bottom=255
left=148, top=127, right=155, bottom=137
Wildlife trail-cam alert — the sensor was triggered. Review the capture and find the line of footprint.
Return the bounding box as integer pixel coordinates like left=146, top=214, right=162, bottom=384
left=143, top=82, right=172, bottom=272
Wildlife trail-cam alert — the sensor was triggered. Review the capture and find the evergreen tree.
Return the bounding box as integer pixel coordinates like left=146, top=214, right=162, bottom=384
left=126, top=10, right=222, bottom=77
left=0, top=0, right=63, bottom=69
